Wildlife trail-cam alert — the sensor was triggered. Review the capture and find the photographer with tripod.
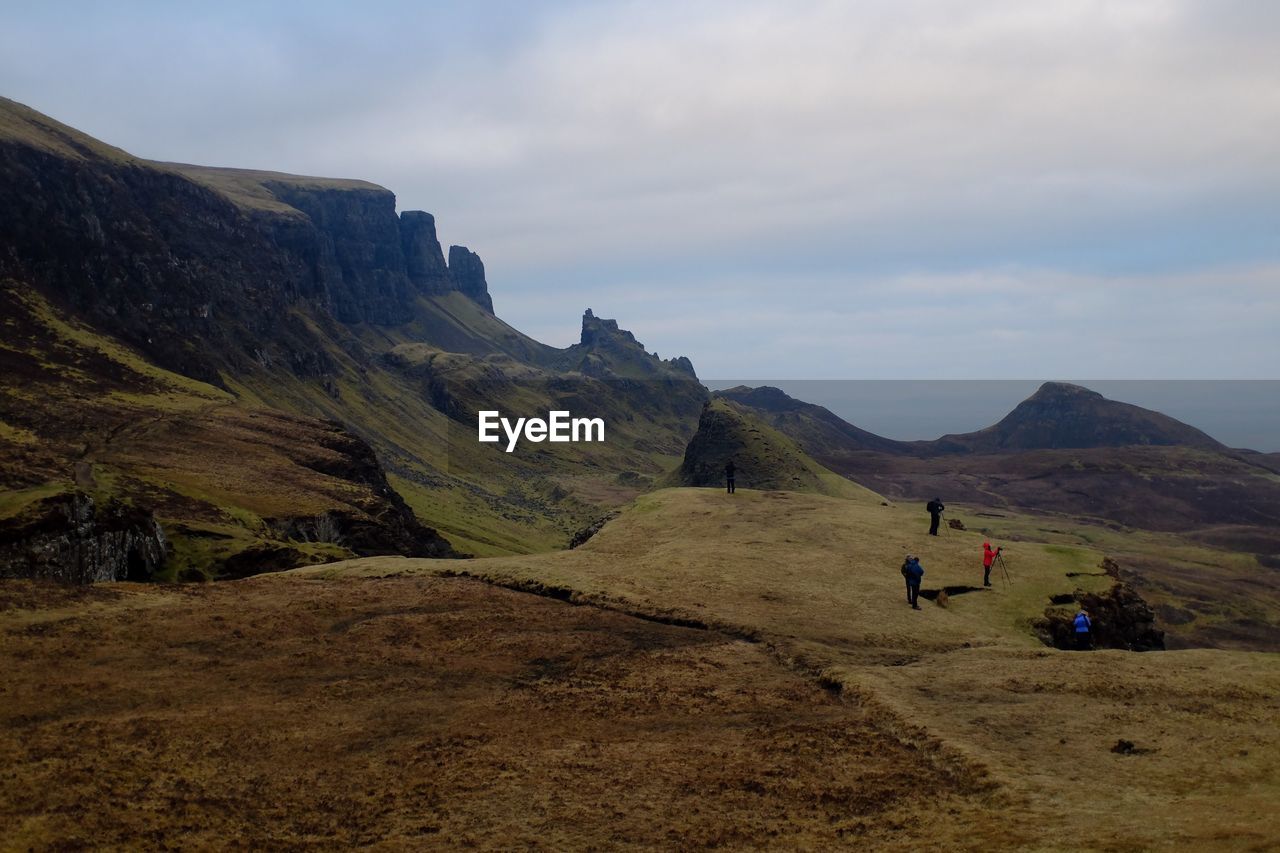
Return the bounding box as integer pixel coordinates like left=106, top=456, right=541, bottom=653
left=982, top=541, right=1002, bottom=587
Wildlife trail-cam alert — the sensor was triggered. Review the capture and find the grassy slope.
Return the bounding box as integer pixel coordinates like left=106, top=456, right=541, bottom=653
left=227, top=291, right=703, bottom=556
left=668, top=398, right=879, bottom=501
left=162, top=163, right=384, bottom=216
left=0, top=96, right=137, bottom=164
left=227, top=350, right=653, bottom=556
left=0, top=286, right=415, bottom=576
left=944, top=499, right=1280, bottom=650
left=311, top=487, right=1280, bottom=850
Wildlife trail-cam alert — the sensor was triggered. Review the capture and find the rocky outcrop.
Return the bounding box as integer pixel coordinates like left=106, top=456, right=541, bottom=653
left=568, top=512, right=619, bottom=549
left=446, top=245, right=494, bottom=313
left=574, top=309, right=697, bottom=378
left=400, top=211, right=451, bottom=295
left=1033, top=578, right=1166, bottom=651
left=0, top=492, right=167, bottom=583
left=270, top=421, right=458, bottom=561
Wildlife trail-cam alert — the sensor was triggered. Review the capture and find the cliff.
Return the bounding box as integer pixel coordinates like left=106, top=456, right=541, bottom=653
left=0, top=94, right=495, bottom=388
left=0, top=96, right=705, bottom=578
left=0, top=492, right=167, bottom=584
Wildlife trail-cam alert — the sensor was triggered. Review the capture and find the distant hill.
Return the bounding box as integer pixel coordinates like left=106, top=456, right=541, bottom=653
left=714, top=385, right=916, bottom=455
left=720, top=382, right=1280, bottom=557
left=932, top=382, right=1225, bottom=453
left=0, top=96, right=705, bottom=579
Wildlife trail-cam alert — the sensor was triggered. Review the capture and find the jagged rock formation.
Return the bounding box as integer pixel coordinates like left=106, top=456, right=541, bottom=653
left=400, top=211, right=451, bottom=294
left=569, top=309, right=697, bottom=378
left=446, top=245, right=494, bottom=313
left=265, top=421, right=456, bottom=560
left=0, top=492, right=167, bottom=583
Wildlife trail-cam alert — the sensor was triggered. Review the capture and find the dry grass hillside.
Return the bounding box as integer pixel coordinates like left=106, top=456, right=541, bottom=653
left=312, top=488, right=1280, bottom=850
left=3, top=487, right=1276, bottom=849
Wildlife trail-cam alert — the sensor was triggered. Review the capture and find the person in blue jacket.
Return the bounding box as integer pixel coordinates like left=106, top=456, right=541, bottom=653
left=1073, top=608, right=1092, bottom=650
left=901, top=555, right=924, bottom=610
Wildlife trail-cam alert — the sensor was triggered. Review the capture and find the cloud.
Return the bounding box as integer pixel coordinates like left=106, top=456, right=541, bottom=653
left=1, top=0, right=1277, bottom=377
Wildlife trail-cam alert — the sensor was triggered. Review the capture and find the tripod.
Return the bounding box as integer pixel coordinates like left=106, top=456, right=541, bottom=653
left=995, top=551, right=1012, bottom=588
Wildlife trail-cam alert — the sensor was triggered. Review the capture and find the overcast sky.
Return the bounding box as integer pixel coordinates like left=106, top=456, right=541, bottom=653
left=3, top=1, right=1278, bottom=379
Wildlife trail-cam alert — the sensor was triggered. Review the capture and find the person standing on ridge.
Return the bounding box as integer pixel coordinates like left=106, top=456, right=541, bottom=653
left=926, top=497, right=945, bottom=535
left=1073, top=608, right=1093, bottom=650
left=724, top=459, right=736, bottom=494
left=982, top=541, right=1001, bottom=587
left=901, top=555, right=924, bottom=609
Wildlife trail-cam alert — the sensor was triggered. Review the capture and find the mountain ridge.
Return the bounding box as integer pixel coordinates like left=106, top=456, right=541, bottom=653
left=0, top=96, right=705, bottom=578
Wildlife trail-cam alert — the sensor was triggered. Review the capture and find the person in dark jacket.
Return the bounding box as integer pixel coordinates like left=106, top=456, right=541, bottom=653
left=982, top=541, right=1001, bottom=587
left=926, top=497, right=945, bottom=535
left=724, top=459, right=736, bottom=494
left=1073, top=609, right=1092, bottom=650
left=901, top=556, right=924, bottom=609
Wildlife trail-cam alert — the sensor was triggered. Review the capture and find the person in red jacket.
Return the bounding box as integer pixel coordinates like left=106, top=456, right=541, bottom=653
left=982, top=541, right=1001, bottom=587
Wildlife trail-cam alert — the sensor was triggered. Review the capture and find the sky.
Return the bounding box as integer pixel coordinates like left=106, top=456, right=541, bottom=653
left=2, top=1, right=1278, bottom=380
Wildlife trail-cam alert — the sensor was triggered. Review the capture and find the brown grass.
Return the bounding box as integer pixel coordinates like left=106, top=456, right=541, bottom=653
left=1, top=575, right=1010, bottom=850
left=311, top=488, right=1280, bottom=849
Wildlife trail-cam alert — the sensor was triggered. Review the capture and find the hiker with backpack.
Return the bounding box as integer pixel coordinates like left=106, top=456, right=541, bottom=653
left=724, top=459, right=736, bottom=494
left=1073, top=608, right=1093, bottom=650
left=926, top=497, right=945, bottom=535
left=901, top=555, right=924, bottom=610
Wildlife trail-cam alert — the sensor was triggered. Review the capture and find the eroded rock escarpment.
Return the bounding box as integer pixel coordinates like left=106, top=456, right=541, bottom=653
left=0, top=492, right=167, bottom=583
left=1033, top=562, right=1166, bottom=651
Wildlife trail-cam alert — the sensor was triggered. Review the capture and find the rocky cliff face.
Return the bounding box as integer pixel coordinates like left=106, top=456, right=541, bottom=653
left=400, top=211, right=451, bottom=294
left=0, top=97, right=701, bottom=580
left=446, top=245, right=494, bottom=313
left=264, top=183, right=418, bottom=325
left=573, top=309, right=697, bottom=378
left=0, top=97, right=495, bottom=383
left=270, top=419, right=456, bottom=559
left=0, top=492, right=168, bottom=583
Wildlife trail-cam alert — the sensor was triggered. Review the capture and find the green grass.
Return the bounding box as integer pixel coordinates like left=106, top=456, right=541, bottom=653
left=17, top=288, right=229, bottom=402
left=0, top=420, right=38, bottom=446
left=0, top=482, right=70, bottom=521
